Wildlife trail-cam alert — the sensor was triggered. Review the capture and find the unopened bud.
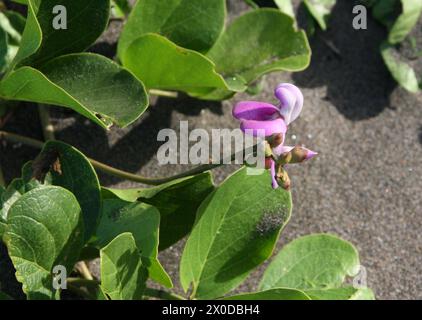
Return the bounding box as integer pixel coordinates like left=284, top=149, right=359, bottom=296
left=276, top=166, right=291, bottom=190
left=268, top=133, right=284, bottom=148
left=282, top=146, right=317, bottom=164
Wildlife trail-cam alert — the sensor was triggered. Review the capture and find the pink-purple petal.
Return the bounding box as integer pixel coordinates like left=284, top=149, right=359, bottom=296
left=275, top=83, right=304, bottom=125
left=272, top=145, right=294, bottom=157
left=233, top=101, right=279, bottom=121
left=240, top=118, right=287, bottom=137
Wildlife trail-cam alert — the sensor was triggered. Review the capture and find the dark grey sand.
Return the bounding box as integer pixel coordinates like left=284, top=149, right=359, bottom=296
left=1, top=0, right=421, bottom=300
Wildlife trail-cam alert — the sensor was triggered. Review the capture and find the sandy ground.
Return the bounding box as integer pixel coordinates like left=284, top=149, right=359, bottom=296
left=1, top=0, right=421, bottom=300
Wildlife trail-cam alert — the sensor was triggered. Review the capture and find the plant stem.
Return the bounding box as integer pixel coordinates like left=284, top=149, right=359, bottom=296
left=75, top=261, right=94, bottom=281
left=149, top=89, right=178, bottom=98
left=144, top=288, right=185, bottom=300
left=38, top=104, right=55, bottom=141
left=0, top=130, right=256, bottom=186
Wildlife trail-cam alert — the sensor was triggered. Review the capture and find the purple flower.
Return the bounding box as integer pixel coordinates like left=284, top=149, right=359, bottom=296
left=233, top=83, right=317, bottom=190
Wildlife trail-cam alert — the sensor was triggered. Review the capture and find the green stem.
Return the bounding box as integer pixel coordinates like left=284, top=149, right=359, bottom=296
left=0, top=130, right=254, bottom=186
left=144, top=288, right=185, bottom=300
left=149, top=89, right=178, bottom=98
left=38, top=104, right=55, bottom=141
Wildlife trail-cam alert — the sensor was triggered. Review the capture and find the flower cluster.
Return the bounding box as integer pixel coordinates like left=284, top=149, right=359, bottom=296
left=233, top=83, right=317, bottom=189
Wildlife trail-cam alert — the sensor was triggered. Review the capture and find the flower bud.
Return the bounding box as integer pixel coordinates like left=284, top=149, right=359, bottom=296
left=282, top=146, right=317, bottom=164
left=267, top=133, right=284, bottom=148
left=276, top=166, right=291, bottom=190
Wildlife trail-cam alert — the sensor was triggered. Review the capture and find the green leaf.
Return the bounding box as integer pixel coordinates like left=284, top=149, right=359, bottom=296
left=180, top=167, right=292, bottom=299
left=94, top=199, right=172, bottom=288
left=371, top=0, right=399, bottom=27
left=10, top=0, right=41, bottom=68
left=0, top=178, right=30, bottom=221
left=0, top=11, right=23, bottom=72
left=121, top=33, right=243, bottom=93
left=224, top=288, right=311, bottom=300
left=380, top=41, right=420, bottom=93
left=103, top=172, right=215, bottom=250
left=0, top=53, right=149, bottom=128
left=15, top=0, right=110, bottom=67
left=305, top=287, right=375, bottom=300
left=112, top=0, right=131, bottom=18
left=100, top=233, right=148, bottom=300
left=274, top=0, right=295, bottom=18
left=0, top=221, right=6, bottom=238
left=259, top=234, right=360, bottom=292
left=388, top=0, right=422, bottom=44
left=35, top=141, right=101, bottom=242
left=199, top=8, right=310, bottom=99
left=303, top=0, right=336, bottom=30
left=3, top=186, right=84, bottom=299
left=118, top=0, right=225, bottom=57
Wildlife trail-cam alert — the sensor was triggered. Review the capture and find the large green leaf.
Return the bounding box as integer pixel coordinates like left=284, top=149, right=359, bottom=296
left=0, top=160, right=42, bottom=221
left=260, top=234, right=359, bottom=290
left=15, top=0, right=110, bottom=67
left=3, top=186, right=84, bottom=299
left=121, top=33, right=244, bottom=92
left=100, top=233, right=147, bottom=300
left=303, top=0, right=336, bottom=30
left=259, top=234, right=374, bottom=300
left=103, top=172, right=215, bottom=250
left=305, top=287, right=375, bottom=300
left=207, top=9, right=310, bottom=81
left=388, top=0, right=422, bottom=44
left=180, top=167, right=292, bottom=299
left=224, top=288, right=311, bottom=300
left=118, top=0, right=225, bottom=57
left=196, top=8, right=310, bottom=100
left=380, top=41, right=420, bottom=93
left=94, top=199, right=172, bottom=288
left=34, top=141, right=101, bottom=242
left=0, top=53, right=149, bottom=128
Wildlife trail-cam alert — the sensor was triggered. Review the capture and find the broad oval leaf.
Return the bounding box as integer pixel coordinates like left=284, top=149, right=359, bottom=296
left=206, top=9, right=311, bottom=84
left=94, top=199, right=172, bottom=288
left=15, top=0, right=110, bottom=67
left=118, top=0, right=225, bottom=57
left=304, top=286, right=375, bottom=300
left=3, top=186, right=84, bottom=299
left=34, top=141, right=101, bottom=242
left=102, top=172, right=215, bottom=250
left=0, top=53, right=149, bottom=128
left=223, top=288, right=311, bottom=300
left=180, top=167, right=292, bottom=299
left=100, top=233, right=148, bottom=300
left=121, top=33, right=243, bottom=92
left=259, top=234, right=360, bottom=291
